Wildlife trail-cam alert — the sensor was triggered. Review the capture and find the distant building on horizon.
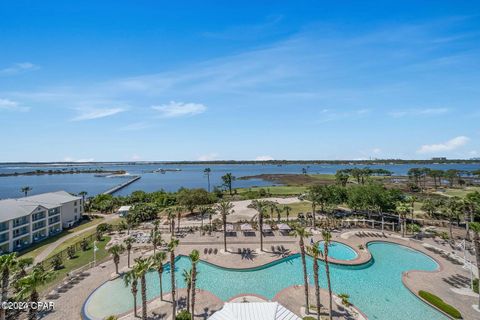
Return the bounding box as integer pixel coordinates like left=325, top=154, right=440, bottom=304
left=431, top=157, right=447, bottom=161
left=0, top=191, right=83, bottom=253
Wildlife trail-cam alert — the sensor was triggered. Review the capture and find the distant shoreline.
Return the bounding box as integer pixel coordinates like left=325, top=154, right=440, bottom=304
left=1, top=159, right=480, bottom=166
left=0, top=169, right=126, bottom=177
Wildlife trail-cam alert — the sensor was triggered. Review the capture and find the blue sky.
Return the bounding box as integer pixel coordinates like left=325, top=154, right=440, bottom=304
left=1, top=1, right=479, bottom=162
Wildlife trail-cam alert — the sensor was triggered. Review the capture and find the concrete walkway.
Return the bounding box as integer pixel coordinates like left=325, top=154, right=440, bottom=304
left=34, top=214, right=118, bottom=264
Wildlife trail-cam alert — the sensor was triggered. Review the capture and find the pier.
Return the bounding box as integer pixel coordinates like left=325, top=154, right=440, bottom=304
left=102, top=175, right=141, bottom=195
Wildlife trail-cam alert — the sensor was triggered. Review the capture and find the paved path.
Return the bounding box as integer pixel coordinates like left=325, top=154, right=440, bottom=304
left=34, top=215, right=118, bottom=264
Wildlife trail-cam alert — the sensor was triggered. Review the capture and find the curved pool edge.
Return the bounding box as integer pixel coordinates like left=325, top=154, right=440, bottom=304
left=82, top=239, right=446, bottom=320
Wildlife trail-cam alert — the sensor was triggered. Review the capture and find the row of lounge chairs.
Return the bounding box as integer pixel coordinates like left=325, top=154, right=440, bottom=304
left=203, top=247, right=218, bottom=255
left=355, top=231, right=388, bottom=238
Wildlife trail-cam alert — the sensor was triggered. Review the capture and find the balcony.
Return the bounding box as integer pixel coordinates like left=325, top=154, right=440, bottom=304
left=48, top=216, right=61, bottom=225
left=13, top=218, right=29, bottom=228
left=48, top=208, right=60, bottom=216
left=0, top=222, right=9, bottom=232
left=32, top=222, right=46, bottom=231
left=13, top=227, right=29, bottom=239
left=32, top=212, right=46, bottom=222
left=0, top=233, right=8, bottom=243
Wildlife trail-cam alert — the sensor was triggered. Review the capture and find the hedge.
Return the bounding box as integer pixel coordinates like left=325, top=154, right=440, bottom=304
left=418, top=290, right=462, bottom=319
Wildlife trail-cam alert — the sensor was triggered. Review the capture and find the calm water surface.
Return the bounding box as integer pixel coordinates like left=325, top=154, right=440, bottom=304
left=1, top=162, right=478, bottom=199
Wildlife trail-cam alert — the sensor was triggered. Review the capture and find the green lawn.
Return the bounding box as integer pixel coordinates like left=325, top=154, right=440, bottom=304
left=41, top=236, right=111, bottom=293
left=18, top=217, right=105, bottom=260
left=441, top=186, right=480, bottom=198
left=238, top=185, right=308, bottom=196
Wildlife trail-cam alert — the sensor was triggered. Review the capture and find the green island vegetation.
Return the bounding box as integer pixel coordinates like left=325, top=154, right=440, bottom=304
left=0, top=168, right=126, bottom=177
left=418, top=290, right=463, bottom=319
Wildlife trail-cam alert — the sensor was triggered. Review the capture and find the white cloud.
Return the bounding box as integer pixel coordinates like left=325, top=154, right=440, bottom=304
left=0, top=62, right=39, bottom=75
left=152, top=101, right=206, bottom=118
left=389, top=108, right=449, bottom=118
left=197, top=153, right=218, bottom=161
left=255, top=155, right=274, bottom=161
left=63, top=156, right=95, bottom=162
left=417, top=136, right=469, bottom=154
left=72, top=107, right=125, bottom=121
left=0, top=98, right=30, bottom=112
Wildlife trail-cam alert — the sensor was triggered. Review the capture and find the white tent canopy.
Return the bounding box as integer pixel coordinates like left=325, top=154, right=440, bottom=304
left=208, top=302, right=301, bottom=320
left=262, top=224, right=272, bottom=231
left=240, top=223, right=253, bottom=231
left=277, top=223, right=291, bottom=231
left=222, top=224, right=235, bottom=232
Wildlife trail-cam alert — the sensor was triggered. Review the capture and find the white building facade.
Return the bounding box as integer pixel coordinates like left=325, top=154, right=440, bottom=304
left=0, top=191, right=83, bottom=253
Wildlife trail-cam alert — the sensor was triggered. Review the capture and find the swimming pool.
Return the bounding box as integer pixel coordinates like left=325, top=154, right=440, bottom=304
left=318, top=241, right=358, bottom=260
left=84, top=242, right=448, bottom=320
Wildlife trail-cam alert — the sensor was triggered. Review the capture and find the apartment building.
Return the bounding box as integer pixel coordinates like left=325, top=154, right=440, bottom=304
left=0, top=191, right=83, bottom=253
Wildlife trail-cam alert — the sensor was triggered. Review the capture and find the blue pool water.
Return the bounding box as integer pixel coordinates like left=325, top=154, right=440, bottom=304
left=319, top=241, right=358, bottom=260
left=84, top=242, right=448, bottom=320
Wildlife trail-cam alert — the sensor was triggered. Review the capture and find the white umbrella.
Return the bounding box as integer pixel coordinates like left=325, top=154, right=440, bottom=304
left=225, top=224, right=234, bottom=232
left=262, top=224, right=272, bottom=231
left=277, top=223, right=291, bottom=231
left=241, top=223, right=253, bottom=231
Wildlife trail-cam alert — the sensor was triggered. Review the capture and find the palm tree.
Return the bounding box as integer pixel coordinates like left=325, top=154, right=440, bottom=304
left=292, top=226, right=312, bottom=314
left=182, top=269, right=192, bottom=314
left=124, top=269, right=139, bottom=317
left=396, top=202, right=409, bottom=237
left=443, top=197, right=463, bottom=240
left=307, top=242, right=322, bottom=320
left=251, top=200, right=269, bottom=251
left=322, top=230, right=333, bottom=320
left=221, top=173, right=235, bottom=195
left=189, top=249, right=200, bottom=317
left=79, top=190, right=88, bottom=204
left=124, top=237, right=135, bottom=268
left=16, top=267, right=54, bottom=320
left=283, top=205, right=292, bottom=222
left=214, top=200, right=234, bottom=252
left=204, top=168, right=211, bottom=192
left=133, top=257, right=153, bottom=320
left=198, top=205, right=213, bottom=235
left=165, top=208, right=176, bottom=237
left=151, top=230, right=162, bottom=254
left=21, top=186, right=32, bottom=197
left=168, top=238, right=179, bottom=319
left=13, top=257, right=34, bottom=292
left=152, top=251, right=167, bottom=301
left=0, top=253, right=18, bottom=320
left=108, top=244, right=125, bottom=274
left=469, top=222, right=480, bottom=309
left=306, top=187, right=319, bottom=228
left=175, top=206, right=184, bottom=233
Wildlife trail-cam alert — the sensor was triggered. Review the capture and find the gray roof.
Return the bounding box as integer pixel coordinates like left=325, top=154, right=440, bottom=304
left=208, top=302, right=301, bottom=320
left=0, top=191, right=80, bottom=222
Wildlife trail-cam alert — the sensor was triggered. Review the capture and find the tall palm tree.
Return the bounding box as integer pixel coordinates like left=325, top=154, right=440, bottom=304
left=152, top=251, right=167, bottom=301
left=124, top=269, right=139, bottom=317
left=469, top=222, right=480, bottom=309
left=0, top=253, right=18, bottom=320
left=182, top=269, right=192, bottom=314
left=124, top=237, right=135, bottom=268
left=168, top=238, right=179, bottom=319
left=79, top=191, right=88, bottom=205
left=322, top=230, right=333, bottom=320
left=214, top=200, right=234, bottom=252
left=133, top=257, right=153, bottom=320
left=165, top=208, right=176, bottom=237
left=21, top=186, right=32, bottom=197
left=443, top=197, right=463, bottom=240
left=221, top=173, right=235, bottom=195
left=251, top=200, right=269, bottom=252
left=396, top=201, right=410, bottom=237
left=151, top=230, right=162, bottom=254
left=306, top=187, right=319, bottom=229
left=16, top=267, right=54, bottom=320
left=292, top=226, right=312, bottom=314
left=204, top=168, right=211, bottom=192
left=283, top=205, right=292, bottom=222
left=175, top=206, right=184, bottom=234
left=198, top=205, right=213, bottom=235
left=307, top=242, right=322, bottom=320
left=189, top=249, right=200, bottom=317
left=108, top=244, right=125, bottom=274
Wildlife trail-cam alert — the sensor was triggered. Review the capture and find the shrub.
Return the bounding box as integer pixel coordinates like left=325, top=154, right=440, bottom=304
left=67, top=246, right=76, bottom=259
left=473, top=278, right=479, bottom=294
left=50, top=254, right=64, bottom=270
left=81, top=238, right=89, bottom=251
left=418, top=290, right=462, bottom=319
left=175, top=310, right=191, bottom=320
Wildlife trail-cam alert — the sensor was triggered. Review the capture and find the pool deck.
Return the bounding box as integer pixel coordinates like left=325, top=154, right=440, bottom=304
left=42, top=227, right=479, bottom=320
